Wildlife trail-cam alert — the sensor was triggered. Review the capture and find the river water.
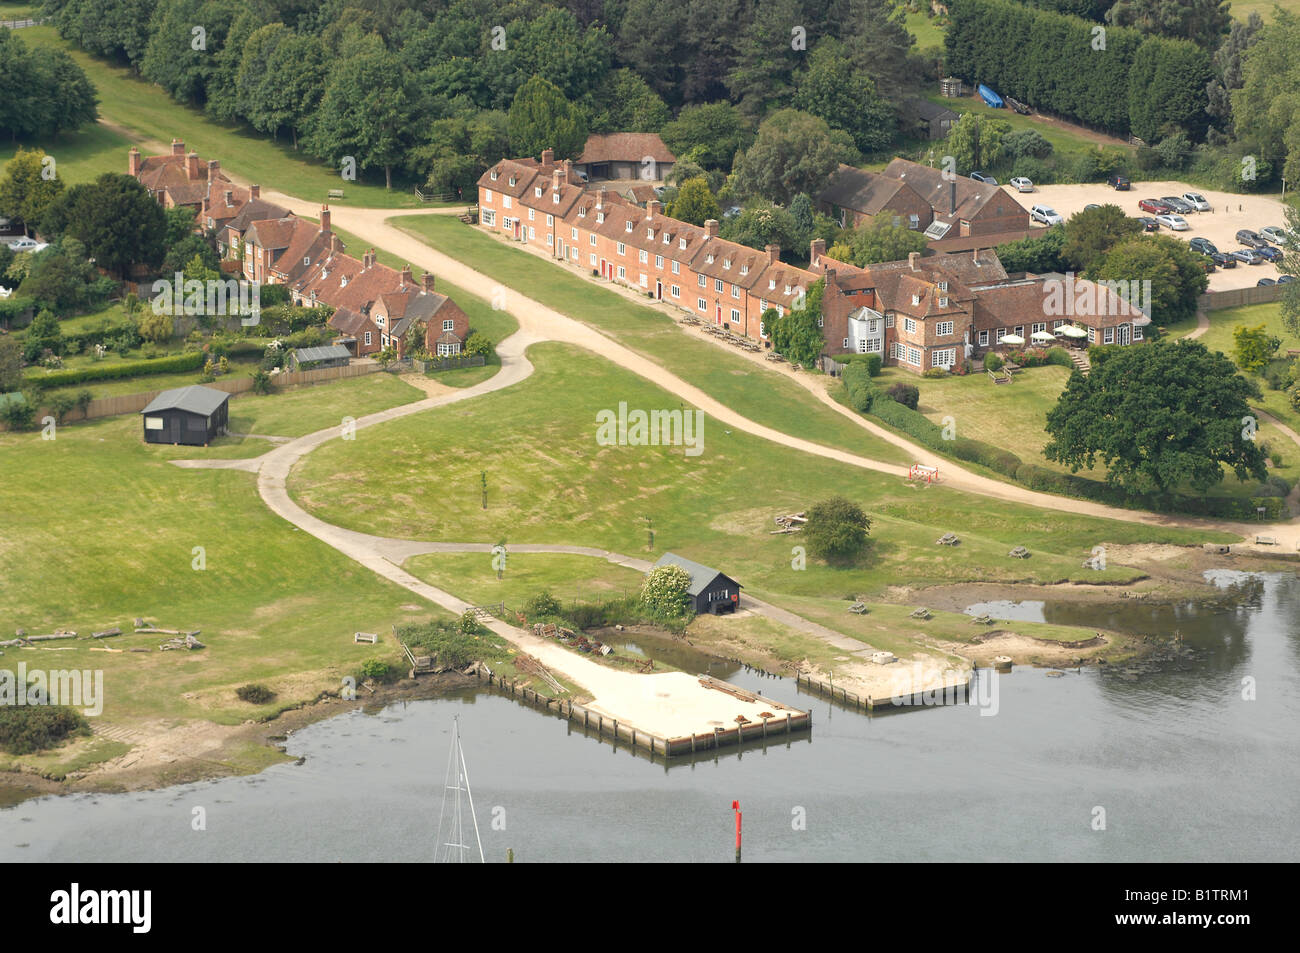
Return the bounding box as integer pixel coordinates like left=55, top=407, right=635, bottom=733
left=3, top=570, right=1297, bottom=862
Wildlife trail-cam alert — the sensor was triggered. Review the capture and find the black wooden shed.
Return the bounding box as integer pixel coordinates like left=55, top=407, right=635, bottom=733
left=140, top=385, right=229, bottom=446
left=652, top=552, right=742, bottom=615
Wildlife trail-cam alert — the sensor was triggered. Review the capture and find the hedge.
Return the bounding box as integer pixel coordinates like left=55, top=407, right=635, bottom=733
left=842, top=362, right=879, bottom=412
left=27, top=350, right=205, bottom=390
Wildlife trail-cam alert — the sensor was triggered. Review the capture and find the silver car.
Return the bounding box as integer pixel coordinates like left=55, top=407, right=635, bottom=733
left=1181, top=191, right=1211, bottom=211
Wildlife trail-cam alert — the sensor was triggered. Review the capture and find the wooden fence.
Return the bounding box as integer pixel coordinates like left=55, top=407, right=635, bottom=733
left=1198, top=283, right=1287, bottom=312
left=26, top=361, right=381, bottom=426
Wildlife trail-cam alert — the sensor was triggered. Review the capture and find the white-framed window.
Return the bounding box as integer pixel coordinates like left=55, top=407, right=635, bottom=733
left=145, top=416, right=164, bottom=431
left=375, top=315, right=385, bottom=327
left=484, top=189, right=494, bottom=203
left=502, top=195, right=512, bottom=209
left=442, top=319, right=455, bottom=332
left=437, top=340, right=460, bottom=356
left=843, top=337, right=851, bottom=348
left=481, top=209, right=496, bottom=226
left=886, top=314, right=895, bottom=328
left=546, top=214, right=553, bottom=226
left=978, top=330, right=989, bottom=346
left=731, top=285, right=739, bottom=299
left=617, top=266, right=626, bottom=279
left=679, top=237, right=687, bottom=249
left=891, top=342, right=902, bottom=359
left=1103, top=326, right=1114, bottom=344
left=903, top=317, right=917, bottom=333
left=639, top=274, right=648, bottom=288
left=996, top=328, right=1006, bottom=341
left=655, top=255, right=663, bottom=269
left=760, top=322, right=766, bottom=337
left=570, top=248, right=578, bottom=261
left=715, top=278, right=724, bottom=293
left=639, top=250, right=647, bottom=263
left=589, top=234, right=597, bottom=246
left=817, top=315, right=824, bottom=328
left=618, top=242, right=626, bottom=255
left=1052, top=319, right=1064, bottom=329
left=908, top=346, right=922, bottom=365
left=364, top=331, right=372, bottom=346
left=1088, top=327, right=1096, bottom=343
left=698, top=298, right=707, bottom=311
left=534, top=186, right=542, bottom=198
left=528, top=226, right=535, bottom=239
left=381, top=334, right=389, bottom=347
left=730, top=308, right=741, bottom=322
left=671, top=261, right=680, bottom=275
left=546, top=233, right=553, bottom=246
left=698, top=274, right=706, bottom=288
left=937, top=321, right=954, bottom=336
left=933, top=348, right=956, bottom=368
left=528, top=208, right=535, bottom=221
left=1015, top=325, right=1024, bottom=337
left=571, top=227, right=577, bottom=239
left=1133, top=324, right=1144, bottom=341
left=1032, top=322, right=1046, bottom=334
left=858, top=339, right=867, bottom=353
left=590, top=253, right=597, bottom=266
left=866, top=337, right=882, bottom=352
left=909, top=214, right=920, bottom=229
left=670, top=285, right=680, bottom=298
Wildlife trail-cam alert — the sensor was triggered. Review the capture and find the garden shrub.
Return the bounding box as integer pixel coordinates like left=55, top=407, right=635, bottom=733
left=841, top=362, right=879, bottom=412
left=983, top=352, right=1004, bottom=371
left=235, top=684, right=275, bottom=704
left=525, top=590, right=562, bottom=617
left=886, top=382, right=919, bottom=409
left=864, top=352, right=882, bottom=376
left=1046, top=347, right=1072, bottom=367
left=0, top=705, right=90, bottom=754
left=922, top=367, right=949, bottom=378
left=639, top=565, right=692, bottom=619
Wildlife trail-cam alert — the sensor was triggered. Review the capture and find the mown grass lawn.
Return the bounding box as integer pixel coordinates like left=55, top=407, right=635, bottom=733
left=0, top=412, right=453, bottom=732
left=904, top=11, right=946, bottom=49
left=291, top=343, right=1227, bottom=610
left=6, top=26, right=444, bottom=206
left=1186, top=301, right=1300, bottom=434
left=225, top=372, right=424, bottom=437
left=395, top=215, right=913, bottom=465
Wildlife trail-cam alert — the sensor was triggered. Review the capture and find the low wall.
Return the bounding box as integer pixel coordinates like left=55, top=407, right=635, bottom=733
left=30, top=361, right=380, bottom=425
left=1198, top=283, right=1286, bottom=312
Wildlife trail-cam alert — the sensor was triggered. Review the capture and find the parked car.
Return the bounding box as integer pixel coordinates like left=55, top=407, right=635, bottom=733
left=722, top=205, right=742, bottom=219
left=1258, top=278, right=1277, bottom=286
left=5, top=236, right=40, bottom=252
left=1236, top=229, right=1268, bottom=248
left=1155, top=214, right=1189, bottom=231
left=575, top=170, right=589, bottom=183
left=1210, top=251, right=1236, bottom=269
left=1084, top=203, right=1101, bottom=211
left=1160, top=196, right=1195, bottom=214
left=1256, top=245, right=1283, bottom=262
left=1233, top=248, right=1263, bottom=264
left=1181, top=192, right=1211, bottom=211
left=1136, top=216, right=1160, bottom=231
left=1278, top=274, right=1296, bottom=284
left=1108, top=175, right=1131, bottom=191
left=1189, top=237, right=1218, bottom=256
left=970, top=171, right=998, bottom=185
left=1030, top=204, right=1063, bottom=225
left=1009, top=177, right=1034, bottom=192
left=1259, top=226, right=1289, bottom=245
left=1138, top=198, right=1172, bottom=214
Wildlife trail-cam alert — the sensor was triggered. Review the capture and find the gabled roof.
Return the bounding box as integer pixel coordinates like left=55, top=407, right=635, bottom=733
left=576, top=133, right=676, bottom=165
left=328, top=306, right=374, bottom=337
left=882, top=158, right=1007, bottom=223
left=140, top=385, right=229, bottom=416
left=225, top=197, right=292, bottom=236
left=245, top=216, right=299, bottom=252
left=819, top=165, right=916, bottom=216
left=651, top=552, right=741, bottom=597
left=292, top=344, right=352, bottom=363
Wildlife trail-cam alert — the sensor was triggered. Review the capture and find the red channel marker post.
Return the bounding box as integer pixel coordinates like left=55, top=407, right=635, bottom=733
left=732, top=800, right=742, bottom=863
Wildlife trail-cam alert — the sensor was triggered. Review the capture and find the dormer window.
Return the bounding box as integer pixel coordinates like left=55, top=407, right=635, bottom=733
left=303, top=257, right=310, bottom=266
left=491, top=170, right=499, bottom=181
left=783, top=285, right=791, bottom=294
left=579, top=206, right=586, bottom=217
left=662, top=234, right=670, bottom=244
left=340, top=276, right=348, bottom=287
left=768, top=279, right=776, bottom=290
left=597, top=212, right=604, bottom=223
left=553, top=192, right=560, bottom=203
left=740, top=264, right=748, bottom=275
left=912, top=294, right=921, bottom=306
left=535, top=186, right=542, bottom=197
left=508, top=175, right=516, bottom=186
left=723, top=258, right=731, bottom=269
left=938, top=281, right=949, bottom=292
left=647, top=228, right=654, bottom=239
left=706, top=254, right=715, bottom=264
left=625, top=221, right=633, bottom=232
left=939, top=296, right=949, bottom=307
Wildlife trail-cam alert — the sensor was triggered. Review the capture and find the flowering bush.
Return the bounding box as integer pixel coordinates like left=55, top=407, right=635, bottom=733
left=639, top=565, right=692, bottom=618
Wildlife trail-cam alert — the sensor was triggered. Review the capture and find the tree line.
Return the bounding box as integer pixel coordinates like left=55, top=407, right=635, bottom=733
left=0, top=27, right=98, bottom=140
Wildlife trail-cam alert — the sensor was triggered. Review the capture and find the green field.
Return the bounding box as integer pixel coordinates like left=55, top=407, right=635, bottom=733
left=395, top=215, right=912, bottom=465
left=903, top=10, right=947, bottom=49
left=291, top=343, right=1231, bottom=608
left=0, top=410, right=451, bottom=736
left=1184, top=301, right=1300, bottom=435
left=3, top=26, right=443, bottom=205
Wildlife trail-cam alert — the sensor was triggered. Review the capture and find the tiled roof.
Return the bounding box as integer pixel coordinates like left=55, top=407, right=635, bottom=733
left=576, top=133, right=676, bottom=165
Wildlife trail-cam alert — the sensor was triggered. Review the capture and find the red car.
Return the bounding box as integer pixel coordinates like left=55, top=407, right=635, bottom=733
left=1138, top=198, right=1172, bottom=214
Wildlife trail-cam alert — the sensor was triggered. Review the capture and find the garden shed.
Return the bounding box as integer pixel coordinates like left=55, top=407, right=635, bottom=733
left=140, top=385, right=229, bottom=446
left=652, top=552, right=743, bottom=615
left=288, top=344, right=352, bottom=370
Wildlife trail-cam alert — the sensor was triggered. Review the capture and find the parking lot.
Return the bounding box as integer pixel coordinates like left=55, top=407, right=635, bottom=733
left=1008, top=180, right=1293, bottom=290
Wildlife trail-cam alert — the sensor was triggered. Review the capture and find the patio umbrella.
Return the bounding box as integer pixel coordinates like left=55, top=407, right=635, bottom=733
left=1058, top=324, right=1088, bottom=338
left=1000, top=334, right=1025, bottom=346
left=1031, top=330, right=1056, bottom=343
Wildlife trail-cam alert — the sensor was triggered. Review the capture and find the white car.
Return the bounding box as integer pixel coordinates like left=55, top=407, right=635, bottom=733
left=5, top=237, right=43, bottom=252
left=1154, top=214, right=1189, bottom=231
left=1009, top=177, right=1035, bottom=193
left=1030, top=204, right=1063, bottom=225
left=1181, top=191, right=1211, bottom=212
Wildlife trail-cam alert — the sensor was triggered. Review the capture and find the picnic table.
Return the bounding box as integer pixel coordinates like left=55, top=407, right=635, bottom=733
left=1008, top=546, right=1030, bottom=559
left=936, top=533, right=960, bottom=546
left=910, top=608, right=932, bottom=620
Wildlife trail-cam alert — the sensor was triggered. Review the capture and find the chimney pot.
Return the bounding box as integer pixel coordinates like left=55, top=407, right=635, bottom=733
left=172, top=139, right=185, bottom=156
left=320, top=205, right=331, bottom=234
left=541, top=148, right=555, bottom=167
left=186, top=152, right=201, bottom=179
left=250, top=184, right=260, bottom=199
left=423, top=272, right=435, bottom=293
left=400, top=264, right=412, bottom=286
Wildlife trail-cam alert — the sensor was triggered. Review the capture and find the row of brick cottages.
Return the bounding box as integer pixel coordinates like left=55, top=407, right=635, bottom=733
left=476, top=151, right=1149, bottom=372
left=129, top=140, right=469, bottom=358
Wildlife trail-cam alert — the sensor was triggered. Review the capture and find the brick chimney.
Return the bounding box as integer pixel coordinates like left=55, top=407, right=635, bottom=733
left=186, top=151, right=201, bottom=180
left=320, top=205, right=330, bottom=235
left=250, top=184, right=260, bottom=199
left=330, top=234, right=342, bottom=255
left=207, top=159, right=220, bottom=183
left=647, top=199, right=662, bottom=218
left=810, top=237, right=826, bottom=265
left=552, top=169, right=564, bottom=193
left=363, top=249, right=376, bottom=269
left=909, top=251, right=921, bottom=272
left=171, top=139, right=185, bottom=157
left=765, top=243, right=781, bottom=264
left=422, top=272, right=435, bottom=293
left=703, top=219, right=719, bottom=239
left=596, top=187, right=606, bottom=210
left=562, top=158, right=573, bottom=184
left=400, top=263, right=413, bottom=287
left=541, top=148, right=554, bottom=168
left=128, top=147, right=141, bottom=177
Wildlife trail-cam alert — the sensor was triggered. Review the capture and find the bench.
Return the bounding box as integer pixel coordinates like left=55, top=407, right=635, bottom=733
left=328, top=189, right=345, bottom=200
left=1255, top=535, right=1277, bottom=546
left=354, top=631, right=378, bottom=644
